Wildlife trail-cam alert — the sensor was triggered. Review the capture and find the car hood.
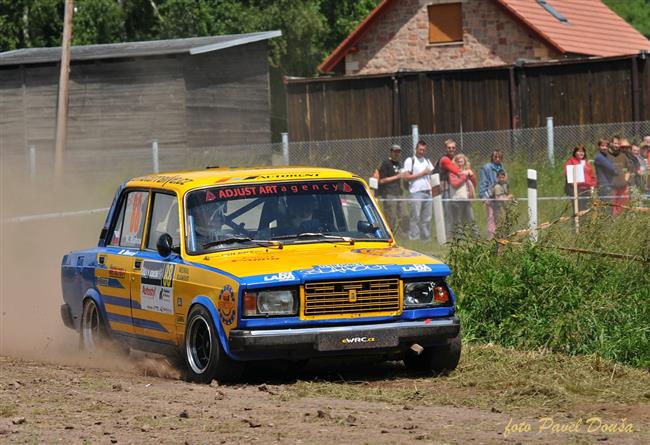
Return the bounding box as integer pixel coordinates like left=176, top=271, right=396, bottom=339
left=188, top=244, right=450, bottom=285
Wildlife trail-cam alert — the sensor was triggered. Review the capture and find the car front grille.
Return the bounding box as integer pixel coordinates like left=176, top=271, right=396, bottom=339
left=302, top=278, right=401, bottom=318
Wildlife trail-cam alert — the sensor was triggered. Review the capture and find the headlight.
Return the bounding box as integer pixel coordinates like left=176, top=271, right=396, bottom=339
left=243, top=288, right=298, bottom=317
left=403, top=281, right=450, bottom=308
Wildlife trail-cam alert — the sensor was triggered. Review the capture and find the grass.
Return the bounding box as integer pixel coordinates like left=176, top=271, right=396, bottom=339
left=446, top=206, right=650, bottom=369
left=284, top=343, right=650, bottom=414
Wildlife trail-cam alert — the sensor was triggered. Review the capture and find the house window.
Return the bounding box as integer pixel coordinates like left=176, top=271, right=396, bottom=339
left=427, top=3, right=463, bottom=44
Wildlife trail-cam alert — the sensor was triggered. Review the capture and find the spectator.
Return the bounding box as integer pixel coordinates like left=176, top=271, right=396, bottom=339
left=436, top=139, right=462, bottom=237
left=609, top=138, right=634, bottom=215
left=563, top=144, right=597, bottom=212
left=402, top=140, right=434, bottom=241
left=479, top=150, right=506, bottom=240
left=448, top=154, right=478, bottom=238
left=640, top=134, right=650, bottom=158
left=630, top=143, right=647, bottom=193
left=376, top=144, right=404, bottom=233
left=594, top=138, right=618, bottom=213
left=493, top=170, right=514, bottom=229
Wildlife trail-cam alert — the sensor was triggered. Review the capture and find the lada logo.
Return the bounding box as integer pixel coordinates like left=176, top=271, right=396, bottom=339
left=348, top=289, right=357, bottom=303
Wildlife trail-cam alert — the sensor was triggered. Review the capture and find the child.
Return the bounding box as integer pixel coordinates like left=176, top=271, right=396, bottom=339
left=493, top=170, right=513, bottom=226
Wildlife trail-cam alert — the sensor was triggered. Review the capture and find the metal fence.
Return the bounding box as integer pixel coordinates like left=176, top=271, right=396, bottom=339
left=288, top=119, right=650, bottom=177
left=6, top=119, right=650, bottom=184
left=2, top=118, right=649, bottom=246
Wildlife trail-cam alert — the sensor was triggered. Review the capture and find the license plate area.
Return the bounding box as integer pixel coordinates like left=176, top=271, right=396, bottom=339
left=316, top=330, right=398, bottom=351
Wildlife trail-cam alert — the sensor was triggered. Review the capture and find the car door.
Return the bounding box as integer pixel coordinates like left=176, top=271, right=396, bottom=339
left=98, top=189, right=150, bottom=338
left=130, top=191, right=180, bottom=343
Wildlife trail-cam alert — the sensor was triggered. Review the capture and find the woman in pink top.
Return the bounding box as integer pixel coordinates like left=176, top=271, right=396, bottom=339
left=563, top=144, right=597, bottom=212
left=448, top=154, right=479, bottom=238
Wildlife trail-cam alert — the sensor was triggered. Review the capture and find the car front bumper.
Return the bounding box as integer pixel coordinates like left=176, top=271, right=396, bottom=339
left=228, top=316, right=460, bottom=359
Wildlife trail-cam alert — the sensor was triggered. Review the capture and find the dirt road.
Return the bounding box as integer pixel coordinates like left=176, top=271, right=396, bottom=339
left=1, top=346, right=649, bottom=445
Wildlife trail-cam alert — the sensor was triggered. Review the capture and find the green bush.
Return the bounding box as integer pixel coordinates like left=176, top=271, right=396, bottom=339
left=446, top=208, right=650, bottom=369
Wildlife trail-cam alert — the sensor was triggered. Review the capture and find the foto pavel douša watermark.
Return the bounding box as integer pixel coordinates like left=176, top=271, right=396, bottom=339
left=503, top=417, right=636, bottom=438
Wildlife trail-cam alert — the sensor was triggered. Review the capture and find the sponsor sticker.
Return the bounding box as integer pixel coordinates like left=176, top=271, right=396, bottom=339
left=140, top=261, right=174, bottom=314
left=402, top=264, right=432, bottom=273
left=302, top=264, right=390, bottom=275
left=217, top=285, right=236, bottom=325
left=263, top=272, right=296, bottom=282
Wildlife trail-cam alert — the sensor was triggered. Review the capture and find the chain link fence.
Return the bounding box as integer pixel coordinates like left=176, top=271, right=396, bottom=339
left=2, top=119, right=649, bottom=224
left=288, top=120, right=650, bottom=178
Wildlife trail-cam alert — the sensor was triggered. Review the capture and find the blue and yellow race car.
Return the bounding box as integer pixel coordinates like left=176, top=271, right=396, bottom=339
left=60, top=167, right=460, bottom=382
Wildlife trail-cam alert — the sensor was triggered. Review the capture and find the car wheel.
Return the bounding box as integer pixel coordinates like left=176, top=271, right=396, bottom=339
left=80, top=298, right=107, bottom=352
left=184, top=305, right=241, bottom=384
left=403, top=333, right=461, bottom=374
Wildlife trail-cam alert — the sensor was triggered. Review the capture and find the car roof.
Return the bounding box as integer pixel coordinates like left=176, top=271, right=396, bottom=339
left=126, top=166, right=360, bottom=193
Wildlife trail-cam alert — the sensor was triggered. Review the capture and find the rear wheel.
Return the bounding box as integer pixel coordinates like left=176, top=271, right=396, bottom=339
left=184, top=305, right=241, bottom=384
left=403, top=333, right=461, bottom=374
left=80, top=299, right=108, bottom=352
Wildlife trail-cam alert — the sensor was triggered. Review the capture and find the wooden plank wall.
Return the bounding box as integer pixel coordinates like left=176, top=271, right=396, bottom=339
left=286, top=55, right=649, bottom=141
left=0, top=44, right=273, bottom=174
left=183, top=42, right=271, bottom=148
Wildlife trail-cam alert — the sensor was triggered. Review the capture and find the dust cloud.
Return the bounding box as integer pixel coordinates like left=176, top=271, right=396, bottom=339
left=0, top=159, right=136, bottom=369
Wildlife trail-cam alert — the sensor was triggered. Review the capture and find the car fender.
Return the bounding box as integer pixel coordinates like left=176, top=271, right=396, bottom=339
left=82, top=288, right=110, bottom=332
left=188, top=296, right=234, bottom=358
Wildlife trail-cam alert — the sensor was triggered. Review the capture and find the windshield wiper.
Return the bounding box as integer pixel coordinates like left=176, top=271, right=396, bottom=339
left=202, top=237, right=283, bottom=250
left=272, top=232, right=355, bottom=245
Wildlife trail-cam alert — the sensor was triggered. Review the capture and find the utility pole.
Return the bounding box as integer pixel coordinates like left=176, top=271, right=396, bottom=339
left=54, top=0, right=74, bottom=179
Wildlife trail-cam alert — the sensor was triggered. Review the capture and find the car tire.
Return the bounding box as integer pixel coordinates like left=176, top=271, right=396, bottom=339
left=403, top=333, right=461, bottom=374
left=80, top=298, right=108, bottom=352
left=184, top=305, right=241, bottom=384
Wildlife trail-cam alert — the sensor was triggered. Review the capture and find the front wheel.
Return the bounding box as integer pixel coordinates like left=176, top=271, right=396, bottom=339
left=184, top=305, right=241, bottom=384
left=403, top=333, right=461, bottom=374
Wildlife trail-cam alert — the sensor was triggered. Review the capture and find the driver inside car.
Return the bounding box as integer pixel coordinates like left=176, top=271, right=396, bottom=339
left=277, top=194, right=321, bottom=236
left=187, top=193, right=227, bottom=247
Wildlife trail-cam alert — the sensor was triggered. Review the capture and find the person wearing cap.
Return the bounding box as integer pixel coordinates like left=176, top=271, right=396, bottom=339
left=377, top=144, right=405, bottom=234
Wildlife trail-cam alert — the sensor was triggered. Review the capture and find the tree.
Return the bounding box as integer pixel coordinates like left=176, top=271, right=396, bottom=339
left=73, top=0, right=125, bottom=45
left=320, top=0, right=381, bottom=55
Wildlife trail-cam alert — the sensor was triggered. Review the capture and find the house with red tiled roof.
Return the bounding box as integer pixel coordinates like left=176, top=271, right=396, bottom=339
left=319, top=0, right=650, bottom=75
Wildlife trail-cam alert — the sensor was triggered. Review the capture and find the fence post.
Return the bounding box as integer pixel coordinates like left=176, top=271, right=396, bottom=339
left=411, top=124, right=419, bottom=156
left=29, top=145, right=36, bottom=180
left=527, top=169, right=538, bottom=242
left=281, top=132, right=289, bottom=165
left=546, top=116, right=555, bottom=167
left=431, top=173, right=446, bottom=245
left=152, top=140, right=159, bottom=173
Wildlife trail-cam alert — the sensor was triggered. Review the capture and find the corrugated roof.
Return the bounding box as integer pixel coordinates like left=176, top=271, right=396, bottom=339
left=491, top=0, right=649, bottom=56
left=319, top=0, right=650, bottom=72
left=0, top=31, right=281, bottom=66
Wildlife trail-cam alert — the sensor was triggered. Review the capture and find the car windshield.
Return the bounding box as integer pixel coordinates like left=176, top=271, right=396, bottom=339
left=185, top=180, right=390, bottom=253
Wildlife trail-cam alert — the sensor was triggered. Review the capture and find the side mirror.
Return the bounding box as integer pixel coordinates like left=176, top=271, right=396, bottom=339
left=357, top=220, right=377, bottom=234
left=156, top=233, right=173, bottom=258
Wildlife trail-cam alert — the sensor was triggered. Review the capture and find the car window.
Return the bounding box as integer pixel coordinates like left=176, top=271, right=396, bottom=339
left=109, top=190, right=149, bottom=248
left=146, top=193, right=180, bottom=250
left=185, top=180, right=389, bottom=253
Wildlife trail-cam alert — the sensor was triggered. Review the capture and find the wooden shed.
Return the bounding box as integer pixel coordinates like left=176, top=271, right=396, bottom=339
left=0, top=31, right=281, bottom=173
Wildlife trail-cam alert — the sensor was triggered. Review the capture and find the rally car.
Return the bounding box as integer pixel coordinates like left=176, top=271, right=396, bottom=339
left=60, top=167, right=460, bottom=382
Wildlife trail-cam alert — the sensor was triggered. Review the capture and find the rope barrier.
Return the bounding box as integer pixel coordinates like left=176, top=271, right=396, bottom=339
left=496, top=238, right=647, bottom=262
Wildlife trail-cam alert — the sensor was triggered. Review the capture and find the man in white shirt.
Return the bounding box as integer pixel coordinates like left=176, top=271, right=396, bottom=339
left=402, top=140, right=434, bottom=240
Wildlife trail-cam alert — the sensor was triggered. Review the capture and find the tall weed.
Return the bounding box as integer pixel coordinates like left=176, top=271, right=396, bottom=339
left=446, top=207, right=650, bottom=369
